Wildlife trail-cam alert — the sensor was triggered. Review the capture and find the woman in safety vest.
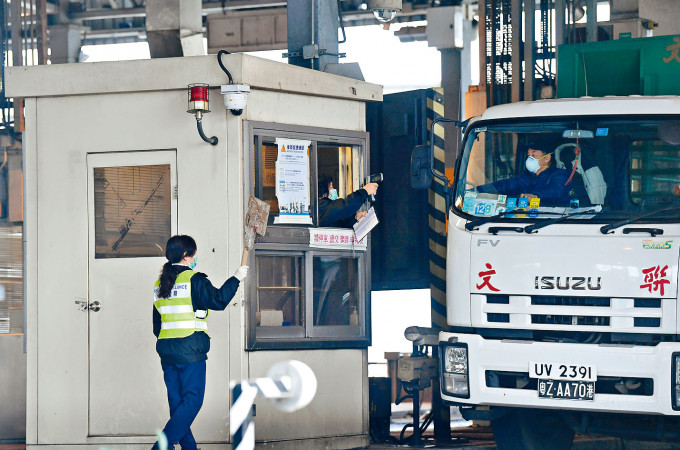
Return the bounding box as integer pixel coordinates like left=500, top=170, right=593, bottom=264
left=152, top=235, right=248, bottom=450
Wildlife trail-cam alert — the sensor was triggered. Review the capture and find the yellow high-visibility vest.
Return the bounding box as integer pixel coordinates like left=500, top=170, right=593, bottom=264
left=153, top=270, right=209, bottom=339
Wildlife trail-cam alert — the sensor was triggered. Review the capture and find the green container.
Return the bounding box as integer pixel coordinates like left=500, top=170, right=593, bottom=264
left=557, top=35, right=680, bottom=98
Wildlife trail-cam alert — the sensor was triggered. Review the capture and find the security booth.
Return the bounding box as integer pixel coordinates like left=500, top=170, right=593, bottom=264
left=7, top=53, right=381, bottom=449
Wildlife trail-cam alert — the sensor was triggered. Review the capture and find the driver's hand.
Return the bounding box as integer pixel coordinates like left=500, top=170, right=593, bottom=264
left=363, top=183, right=378, bottom=196
left=520, top=193, right=537, bottom=199
left=355, top=211, right=367, bottom=221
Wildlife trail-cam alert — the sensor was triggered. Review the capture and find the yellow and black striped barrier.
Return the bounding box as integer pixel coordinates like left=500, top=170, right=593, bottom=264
left=427, top=88, right=448, bottom=332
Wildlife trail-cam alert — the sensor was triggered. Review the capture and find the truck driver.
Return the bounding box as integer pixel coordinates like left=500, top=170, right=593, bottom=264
left=477, top=140, right=571, bottom=205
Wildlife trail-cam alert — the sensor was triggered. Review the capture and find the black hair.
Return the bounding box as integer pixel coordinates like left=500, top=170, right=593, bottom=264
left=527, top=136, right=554, bottom=154
left=158, top=235, right=197, bottom=299
left=318, top=174, right=333, bottom=198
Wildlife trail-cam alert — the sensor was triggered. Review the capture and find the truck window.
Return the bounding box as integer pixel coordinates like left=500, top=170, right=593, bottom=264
left=454, top=118, right=680, bottom=222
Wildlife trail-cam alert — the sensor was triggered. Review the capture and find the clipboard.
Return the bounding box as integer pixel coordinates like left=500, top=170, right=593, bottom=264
left=353, top=207, right=378, bottom=242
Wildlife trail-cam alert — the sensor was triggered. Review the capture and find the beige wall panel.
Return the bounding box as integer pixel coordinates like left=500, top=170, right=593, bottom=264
left=245, top=90, right=366, bottom=132
left=36, top=96, right=90, bottom=443
left=24, top=97, right=38, bottom=445
left=248, top=349, right=367, bottom=441
left=0, top=335, right=26, bottom=440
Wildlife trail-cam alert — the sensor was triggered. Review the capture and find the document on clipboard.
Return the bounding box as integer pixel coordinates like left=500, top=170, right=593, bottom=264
left=353, top=207, right=378, bottom=242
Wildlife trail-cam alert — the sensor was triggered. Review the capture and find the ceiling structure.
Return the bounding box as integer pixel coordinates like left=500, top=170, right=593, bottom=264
left=49, top=0, right=463, bottom=46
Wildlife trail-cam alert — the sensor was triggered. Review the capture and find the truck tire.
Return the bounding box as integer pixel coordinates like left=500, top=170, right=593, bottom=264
left=491, top=408, right=575, bottom=450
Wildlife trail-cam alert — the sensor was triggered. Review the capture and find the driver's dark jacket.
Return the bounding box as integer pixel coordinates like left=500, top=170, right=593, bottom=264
left=153, top=265, right=240, bottom=365
left=477, top=166, right=570, bottom=204
left=318, top=188, right=369, bottom=227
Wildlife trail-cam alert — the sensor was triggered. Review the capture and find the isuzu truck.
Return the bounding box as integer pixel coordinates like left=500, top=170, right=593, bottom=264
left=426, top=96, right=680, bottom=448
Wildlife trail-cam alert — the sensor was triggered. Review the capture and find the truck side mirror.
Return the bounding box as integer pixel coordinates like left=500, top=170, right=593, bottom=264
left=410, top=144, right=433, bottom=189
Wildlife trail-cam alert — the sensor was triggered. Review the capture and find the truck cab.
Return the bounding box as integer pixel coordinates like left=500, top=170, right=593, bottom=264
left=438, top=96, right=680, bottom=447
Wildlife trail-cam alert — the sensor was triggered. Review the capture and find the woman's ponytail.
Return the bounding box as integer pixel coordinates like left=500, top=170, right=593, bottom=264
left=157, top=235, right=197, bottom=299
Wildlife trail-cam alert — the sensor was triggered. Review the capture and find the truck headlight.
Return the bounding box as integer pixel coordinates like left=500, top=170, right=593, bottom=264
left=673, top=353, right=680, bottom=410
left=440, top=344, right=469, bottom=398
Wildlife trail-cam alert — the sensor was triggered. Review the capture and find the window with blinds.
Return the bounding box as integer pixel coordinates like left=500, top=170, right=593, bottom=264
left=94, top=164, right=171, bottom=258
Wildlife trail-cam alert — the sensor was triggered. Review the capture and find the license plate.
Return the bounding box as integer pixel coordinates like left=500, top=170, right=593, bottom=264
left=529, top=362, right=596, bottom=381
left=538, top=379, right=594, bottom=400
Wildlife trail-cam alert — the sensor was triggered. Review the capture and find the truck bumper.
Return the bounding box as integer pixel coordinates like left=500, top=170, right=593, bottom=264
left=440, top=332, right=680, bottom=415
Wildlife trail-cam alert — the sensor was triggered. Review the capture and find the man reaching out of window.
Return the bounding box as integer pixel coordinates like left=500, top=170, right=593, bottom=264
left=317, top=174, right=379, bottom=227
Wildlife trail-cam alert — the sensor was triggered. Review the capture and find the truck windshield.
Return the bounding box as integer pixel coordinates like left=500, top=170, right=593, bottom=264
left=454, top=117, right=680, bottom=222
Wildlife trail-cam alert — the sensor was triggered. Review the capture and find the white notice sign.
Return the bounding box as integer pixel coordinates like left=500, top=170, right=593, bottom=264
left=309, top=228, right=367, bottom=250
left=274, top=138, right=313, bottom=224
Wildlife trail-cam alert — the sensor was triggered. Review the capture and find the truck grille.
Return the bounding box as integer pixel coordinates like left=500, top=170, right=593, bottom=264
left=476, top=294, right=670, bottom=333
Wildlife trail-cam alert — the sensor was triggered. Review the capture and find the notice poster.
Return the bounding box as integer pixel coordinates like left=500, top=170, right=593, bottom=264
left=274, top=138, right=313, bottom=224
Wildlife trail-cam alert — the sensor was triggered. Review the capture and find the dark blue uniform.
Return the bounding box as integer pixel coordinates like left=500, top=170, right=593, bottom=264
left=477, top=166, right=571, bottom=205
left=318, top=188, right=369, bottom=227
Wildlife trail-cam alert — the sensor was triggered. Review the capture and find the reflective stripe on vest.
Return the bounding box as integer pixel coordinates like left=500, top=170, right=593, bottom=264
left=153, top=270, right=209, bottom=339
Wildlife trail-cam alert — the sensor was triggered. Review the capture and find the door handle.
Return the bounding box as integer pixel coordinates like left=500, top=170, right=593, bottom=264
left=75, top=300, right=101, bottom=312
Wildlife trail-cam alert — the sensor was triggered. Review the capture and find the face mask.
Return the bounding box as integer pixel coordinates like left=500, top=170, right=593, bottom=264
left=189, top=256, right=197, bottom=270
left=525, top=156, right=540, bottom=173
left=525, top=152, right=551, bottom=174
left=328, top=189, right=338, bottom=201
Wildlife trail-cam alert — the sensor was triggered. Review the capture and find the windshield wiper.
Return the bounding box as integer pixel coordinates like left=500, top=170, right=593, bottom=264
left=600, top=205, right=680, bottom=234
left=524, top=209, right=598, bottom=234
left=465, top=209, right=554, bottom=231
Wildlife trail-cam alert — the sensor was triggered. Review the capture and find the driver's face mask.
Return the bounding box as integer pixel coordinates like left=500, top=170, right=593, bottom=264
left=328, top=188, right=338, bottom=201
left=525, top=152, right=551, bottom=174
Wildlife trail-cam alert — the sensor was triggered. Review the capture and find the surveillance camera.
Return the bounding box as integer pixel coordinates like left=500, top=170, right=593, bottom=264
left=220, top=84, right=250, bottom=116
left=367, top=0, right=401, bottom=23
left=373, top=9, right=398, bottom=22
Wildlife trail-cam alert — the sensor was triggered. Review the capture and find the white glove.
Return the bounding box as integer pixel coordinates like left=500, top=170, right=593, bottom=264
left=234, top=265, right=249, bottom=281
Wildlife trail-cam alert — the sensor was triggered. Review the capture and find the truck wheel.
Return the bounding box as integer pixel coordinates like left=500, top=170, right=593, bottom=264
left=491, top=408, right=575, bottom=450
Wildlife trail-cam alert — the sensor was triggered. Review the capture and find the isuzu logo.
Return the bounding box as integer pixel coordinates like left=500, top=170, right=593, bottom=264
left=535, top=276, right=602, bottom=290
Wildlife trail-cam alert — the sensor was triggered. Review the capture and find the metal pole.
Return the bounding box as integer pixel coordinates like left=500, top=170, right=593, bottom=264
left=585, top=0, right=597, bottom=42
left=412, top=386, right=421, bottom=445
left=478, top=0, right=487, bottom=90
left=511, top=0, right=522, bottom=102
left=30, top=0, right=35, bottom=65
left=35, top=0, right=47, bottom=64
left=11, top=0, right=22, bottom=133
left=524, top=0, right=536, bottom=101
left=555, top=0, right=565, bottom=47
left=489, top=0, right=496, bottom=106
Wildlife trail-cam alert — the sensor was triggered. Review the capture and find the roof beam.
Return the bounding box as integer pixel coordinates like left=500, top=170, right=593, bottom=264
left=69, top=0, right=286, bottom=21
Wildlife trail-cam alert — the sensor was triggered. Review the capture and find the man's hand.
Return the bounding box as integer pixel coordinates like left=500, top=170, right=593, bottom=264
left=363, top=183, right=378, bottom=196
left=520, top=193, right=537, bottom=199
left=355, top=211, right=367, bottom=221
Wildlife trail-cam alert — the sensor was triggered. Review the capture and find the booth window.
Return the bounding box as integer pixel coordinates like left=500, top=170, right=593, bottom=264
left=255, top=253, right=305, bottom=338
left=253, top=131, right=364, bottom=226
left=94, top=164, right=171, bottom=258
left=246, top=122, right=371, bottom=350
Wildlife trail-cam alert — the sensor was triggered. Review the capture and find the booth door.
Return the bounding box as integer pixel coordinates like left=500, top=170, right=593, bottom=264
left=87, top=151, right=177, bottom=436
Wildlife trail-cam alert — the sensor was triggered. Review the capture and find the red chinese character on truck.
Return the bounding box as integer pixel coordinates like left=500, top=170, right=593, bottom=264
left=640, top=265, right=670, bottom=296
left=476, top=263, right=500, bottom=292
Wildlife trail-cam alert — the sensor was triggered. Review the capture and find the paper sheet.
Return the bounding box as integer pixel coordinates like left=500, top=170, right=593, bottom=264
left=353, top=207, right=378, bottom=242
